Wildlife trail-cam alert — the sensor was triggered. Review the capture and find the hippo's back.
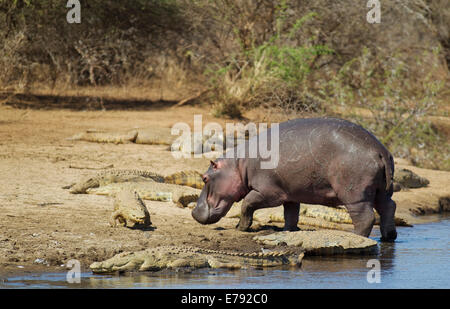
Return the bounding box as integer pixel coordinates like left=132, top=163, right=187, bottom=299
left=277, top=117, right=389, bottom=160
left=260, top=118, right=392, bottom=205
left=279, top=118, right=379, bottom=143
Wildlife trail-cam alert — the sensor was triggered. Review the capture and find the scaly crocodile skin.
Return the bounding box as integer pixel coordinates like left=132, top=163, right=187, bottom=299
left=90, top=246, right=304, bottom=273
left=87, top=182, right=201, bottom=208
left=68, top=169, right=165, bottom=194
left=109, top=189, right=151, bottom=228
left=164, top=170, right=204, bottom=189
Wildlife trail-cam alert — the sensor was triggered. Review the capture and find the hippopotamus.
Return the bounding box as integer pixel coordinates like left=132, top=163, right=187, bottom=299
left=191, top=118, right=397, bottom=242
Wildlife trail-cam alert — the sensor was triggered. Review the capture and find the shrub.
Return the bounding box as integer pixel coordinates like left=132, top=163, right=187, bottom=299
left=326, top=47, right=448, bottom=170
left=207, top=11, right=333, bottom=113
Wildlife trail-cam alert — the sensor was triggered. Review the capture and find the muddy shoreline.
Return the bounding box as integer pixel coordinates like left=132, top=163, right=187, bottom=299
left=0, top=106, right=449, bottom=278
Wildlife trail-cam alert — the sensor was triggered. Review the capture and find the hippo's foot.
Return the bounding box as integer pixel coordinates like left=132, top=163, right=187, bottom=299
left=380, top=234, right=397, bottom=243
left=283, top=226, right=300, bottom=232
left=236, top=217, right=252, bottom=231
left=376, top=198, right=398, bottom=242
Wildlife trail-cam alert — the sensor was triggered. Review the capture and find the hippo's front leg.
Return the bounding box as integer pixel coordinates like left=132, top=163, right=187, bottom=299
left=283, top=202, right=300, bottom=231
left=237, top=190, right=269, bottom=231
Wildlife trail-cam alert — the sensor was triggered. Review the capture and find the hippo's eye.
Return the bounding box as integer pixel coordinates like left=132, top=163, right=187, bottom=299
left=202, top=175, right=209, bottom=183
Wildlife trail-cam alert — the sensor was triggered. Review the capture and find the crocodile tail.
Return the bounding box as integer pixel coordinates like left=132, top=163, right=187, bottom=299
left=380, top=152, right=394, bottom=191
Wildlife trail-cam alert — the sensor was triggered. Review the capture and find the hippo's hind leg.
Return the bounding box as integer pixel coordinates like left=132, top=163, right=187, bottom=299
left=283, top=202, right=300, bottom=231
left=335, top=172, right=377, bottom=237
left=375, top=194, right=398, bottom=242
left=344, top=201, right=376, bottom=237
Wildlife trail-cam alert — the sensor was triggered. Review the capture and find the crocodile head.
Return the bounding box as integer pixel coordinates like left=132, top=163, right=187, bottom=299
left=122, top=210, right=151, bottom=228
left=69, top=176, right=99, bottom=194
left=114, top=190, right=152, bottom=228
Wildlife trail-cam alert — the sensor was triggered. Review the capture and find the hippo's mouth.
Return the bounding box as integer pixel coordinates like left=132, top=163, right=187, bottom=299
left=193, top=199, right=232, bottom=225
left=208, top=199, right=233, bottom=222
left=192, top=186, right=235, bottom=225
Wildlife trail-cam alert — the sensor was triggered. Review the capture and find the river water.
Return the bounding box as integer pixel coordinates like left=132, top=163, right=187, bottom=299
left=2, top=215, right=449, bottom=289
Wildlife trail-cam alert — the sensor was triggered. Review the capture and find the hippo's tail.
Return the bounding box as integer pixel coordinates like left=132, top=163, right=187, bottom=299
left=380, top=152, right=394, bottom=191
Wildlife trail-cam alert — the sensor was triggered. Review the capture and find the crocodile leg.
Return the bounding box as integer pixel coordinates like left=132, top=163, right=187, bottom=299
left=206, top=257, right=241, bottom=269
left=109, top=212, right=119, bottom=227
left=109, top=211, right=126, bottom=227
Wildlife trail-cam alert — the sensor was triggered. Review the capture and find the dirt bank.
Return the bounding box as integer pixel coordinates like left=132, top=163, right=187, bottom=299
left=0, top=105, right=449, bottom=276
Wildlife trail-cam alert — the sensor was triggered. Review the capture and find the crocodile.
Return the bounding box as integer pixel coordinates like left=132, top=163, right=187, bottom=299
left=164, top=170, right=204, bottom=189
left=68, top=169, right=165, bottom=194
left=90, top=246, right=304, bottom=273
left=254, top=230, right=379, bottom=255
left=227, top=202, right=411, bottom=228
left=393, top=168, right=430, bottom=190
left=109, top=189, right=151, bottom=228
left=87, top=181, right=201, bottom=208
left=68, top=127, right=177, bottom=145
left=300, top=205, right=411, bottom=227
left=297, top=216, right=352, bottom=231
left=69, top=127, right=223, bottom=147
left=134, top=127, right=176, bottom=145
left=259, top=211, right=352, bottom=231
left=69, top=126, right=249, bottom=152
left=68, top=130, right=139, bottom=144
left=277, top=204, right=411, bottom=227
left=300, top=205, right=352, bottom=224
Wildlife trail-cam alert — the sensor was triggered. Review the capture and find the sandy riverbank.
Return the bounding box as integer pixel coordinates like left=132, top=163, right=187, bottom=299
left=0, top=105, right=448, bottom=276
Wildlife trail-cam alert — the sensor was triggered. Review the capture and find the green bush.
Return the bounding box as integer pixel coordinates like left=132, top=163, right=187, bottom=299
left=207, top=11, right=333, bottom=113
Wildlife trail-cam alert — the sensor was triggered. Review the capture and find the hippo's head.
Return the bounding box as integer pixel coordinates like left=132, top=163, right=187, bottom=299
left=192, top=159, right=247, bottom=225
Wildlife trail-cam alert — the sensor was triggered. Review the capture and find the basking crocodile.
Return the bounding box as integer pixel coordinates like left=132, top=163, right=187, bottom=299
left=301, top=205, right=410, bottom=227
left=254, top=230, right=378, bottom=255
left=68, top=130, right=139, bottom=144
left=300, top=205, right=352, bottom=224
left=69, top=127, right=229, bottom=147
left=394, top=168, right=430, bottom=190
left=68, top=169, right=165, bottom=194
left=274, top=204, right=411, bottom=227
left=134, top=127, right=177, bottom=145
left=88, top=182, right=201, bottom=208
left=110, top=189, right=151, bottom=228
left=297, top=216, right=352, bottom=231
left=90, top=246, right=304, bottom=273
left=68, top=127, right=177, bottom=145
left=227, top=202, right=411, bottom=228
left=67, top=169, right=204, bottom=193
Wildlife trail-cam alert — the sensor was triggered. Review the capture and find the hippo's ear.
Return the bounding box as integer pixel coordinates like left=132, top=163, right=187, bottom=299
left=210, top=160, right=218, bottom=169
